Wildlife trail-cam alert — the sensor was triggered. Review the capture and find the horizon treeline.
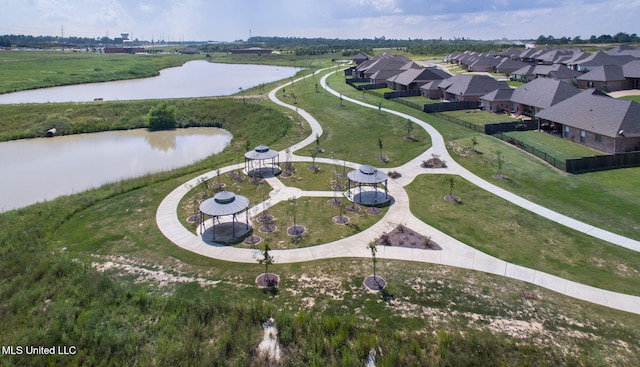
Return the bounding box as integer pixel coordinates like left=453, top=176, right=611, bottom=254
left=1, top=31, right=638, bottom=56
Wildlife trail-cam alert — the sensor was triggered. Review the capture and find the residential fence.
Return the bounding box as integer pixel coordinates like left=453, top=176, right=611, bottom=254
left=342, top=79, right=639, bottom=174
left=423, top=101, right=481, bottom=113
left=493, top=132, right=567, bottom=171
left=566, top=151, right=640, bottom=173
left=383, top=90, right=422, bottom=99
left=429, top=112, right=485, bottom=133
left=484, top=120, right=538, bottom=135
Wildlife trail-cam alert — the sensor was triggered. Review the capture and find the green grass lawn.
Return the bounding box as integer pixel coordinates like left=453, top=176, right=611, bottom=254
left=502, top=130, right=605, bottom=160
left=406, top=174, right=640, bottom=296
left=442, top=109, right=520, bottom=126
left=278, top=73, right=431, bottom=165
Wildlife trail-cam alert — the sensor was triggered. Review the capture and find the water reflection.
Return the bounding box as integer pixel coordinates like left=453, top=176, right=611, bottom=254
left=0, top=127, right=232, bottom=211
left=0, top=61, right=302, bottom=104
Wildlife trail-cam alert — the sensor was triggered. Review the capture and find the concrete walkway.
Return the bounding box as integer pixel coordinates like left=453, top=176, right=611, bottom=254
left=156, top=67, right=640, bottom=315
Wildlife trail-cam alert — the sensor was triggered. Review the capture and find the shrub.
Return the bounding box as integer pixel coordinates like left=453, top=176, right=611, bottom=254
left=147, top=102, right=177, bottom=131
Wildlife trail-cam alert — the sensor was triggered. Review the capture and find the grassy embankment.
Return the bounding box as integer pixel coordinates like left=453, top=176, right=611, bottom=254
left=0, top=51, right=202, bottom=94
left=0, top=52, right=639, bottom=366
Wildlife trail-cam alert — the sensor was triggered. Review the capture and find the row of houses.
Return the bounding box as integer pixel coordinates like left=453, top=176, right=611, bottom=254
left=348, top=47, right=640, bottom=154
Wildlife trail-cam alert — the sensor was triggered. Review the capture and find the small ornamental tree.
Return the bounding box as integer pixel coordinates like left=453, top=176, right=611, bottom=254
left=147, top=102, right=177, bottom=131
left=406, top=118, right=414, bottom=140
left=258, top=243, right=276, bottom=285
left=368, top=241, right=378, bottom=283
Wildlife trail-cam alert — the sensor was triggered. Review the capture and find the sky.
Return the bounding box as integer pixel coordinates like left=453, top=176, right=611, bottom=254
left=1, top=0, right=638, bottom=42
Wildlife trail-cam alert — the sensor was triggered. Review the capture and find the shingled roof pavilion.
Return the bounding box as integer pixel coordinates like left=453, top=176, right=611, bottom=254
left=346, top=164, right=391, bottom=206
left=199, top=191, right=250, bottom=243
left=244, top=144, right=280, bottom=177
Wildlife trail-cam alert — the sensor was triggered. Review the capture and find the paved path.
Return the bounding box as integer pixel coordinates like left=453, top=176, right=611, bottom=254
left=156, top=67, right=640, bottom=315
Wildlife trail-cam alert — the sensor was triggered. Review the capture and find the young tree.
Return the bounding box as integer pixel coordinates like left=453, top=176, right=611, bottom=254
left=470, top=136, right=479, bottom=153
left=368, top=241, right=378, bottom=283
left=406, top=118, right=414, bottom=140
left=495, top=150, right=504, bottom=177
left=258, top=243, right=275, bottom=285
left=378, top=138, right=385, bottom=162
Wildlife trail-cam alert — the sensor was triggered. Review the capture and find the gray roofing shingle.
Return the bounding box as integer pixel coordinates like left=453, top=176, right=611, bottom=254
left=510, top=78, right=581, bottom=109
left=439, top=74, right=509, bottom=96
left=535, top=89, right=640, bottom=137
left=577, top=65, right=626, bottom=82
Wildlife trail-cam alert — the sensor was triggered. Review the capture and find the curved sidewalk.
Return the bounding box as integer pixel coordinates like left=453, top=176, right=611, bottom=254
left=156, top=68, right=640, bottom=315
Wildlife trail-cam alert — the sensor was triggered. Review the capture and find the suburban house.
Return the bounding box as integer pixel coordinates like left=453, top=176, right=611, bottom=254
left=386, top=67, right=451, bottom=91
left=535, top=89, right=640, bottom=154
left=420, top=79, right=445, bottom=99
left=572, top=50, right=634, bottom=72
left=510, top=64, right=581, bottom=82
left=352, top=52, right=370, bottom=65
left=433, top=74, right=509, bottom=102
left=576, top=65, right=628, bottom=91
left=352, top=53, right=417, bottom=80
left=510, top=78, right=581, bottom=116
left=479, top=88, right=515, bottom=113
left=495, top=58, right=529, bottom=75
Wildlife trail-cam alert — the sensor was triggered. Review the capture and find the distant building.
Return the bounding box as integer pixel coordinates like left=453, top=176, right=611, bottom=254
left=229, top=47, right=273, bottom=55
left=103, top=47, right=146, bottom=54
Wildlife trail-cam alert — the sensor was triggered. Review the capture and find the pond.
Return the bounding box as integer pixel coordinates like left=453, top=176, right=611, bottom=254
left=0, top=60, right=301, bottom=103
left=0, top=61, right=301, bottom=210
left=0, top=128, right=232, bottom=212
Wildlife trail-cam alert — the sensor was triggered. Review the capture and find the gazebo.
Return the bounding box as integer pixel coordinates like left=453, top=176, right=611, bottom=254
left=346, top=164, right=391, bottom=206
left=244, top=144, right=280, bottom=177
left=199, top=191, right=250, bottom=242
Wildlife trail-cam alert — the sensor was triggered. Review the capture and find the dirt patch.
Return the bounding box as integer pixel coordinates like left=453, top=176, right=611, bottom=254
left=91, top=255, right=220, bottom=288
left=377, top=224, right=441, bottom=250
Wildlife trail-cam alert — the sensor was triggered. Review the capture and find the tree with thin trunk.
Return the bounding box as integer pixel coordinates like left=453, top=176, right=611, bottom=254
left=377, top=101, right=383, bottom=115
left=368, top=241, right=378, bottom=283
left=378, top=138, right=384, bottom=162
left=258, top=243, right=275, bottom=285
left=471, top=136, right=479, bottom=153
left=406, top=118, right=414, bottom=140
left=495, top=150, right=504, bottom=177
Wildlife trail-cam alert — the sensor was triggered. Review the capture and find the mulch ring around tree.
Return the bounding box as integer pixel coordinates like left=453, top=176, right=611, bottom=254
left=345, top=204, right=360, bottom=212
left=256, top=273, right=280, bottom=289
left=243, top=235, right=262, bottom=246
left=257, top=214, right=275, bottom=223
left=444, top=195, right=461, bottom=203
left=259, top=224, right=277, bottom=233
left=287, top=225, right=306, bottom=236
left=377, top=224, right=442, bottom=250
left=332, top=215, right=349, bottom=225
left=366, top=207, right=382, bottom=215
left=364, top=275, right=386, bottom=291
left=186, top=215, right=199, bottom=224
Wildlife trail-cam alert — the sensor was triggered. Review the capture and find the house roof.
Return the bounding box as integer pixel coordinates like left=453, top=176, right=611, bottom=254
left=352, top=52, right=370, bottom=61
left=576, top=51, right=635, bottom=67
left=622, top=60, right=640, bottom=78
left=420, top=79, right=444, bottom=91
left=510, top=78, right=581, bottom=109
left=576, top=65, right=626, bottom=82
left=439, top=74, right=509, bottom=97
left=480, top=88, right=514, bottom=102
left=387, top=67, right=450, bottom=86
left=511, top=65, right=536, bottom=77
left=535, top=89, right=640, bottom=138
left=496, top=58, right=529, bottom=73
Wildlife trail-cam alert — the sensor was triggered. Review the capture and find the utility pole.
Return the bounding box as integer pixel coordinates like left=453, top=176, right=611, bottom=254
left=60, top=26, right=64, bottom=51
